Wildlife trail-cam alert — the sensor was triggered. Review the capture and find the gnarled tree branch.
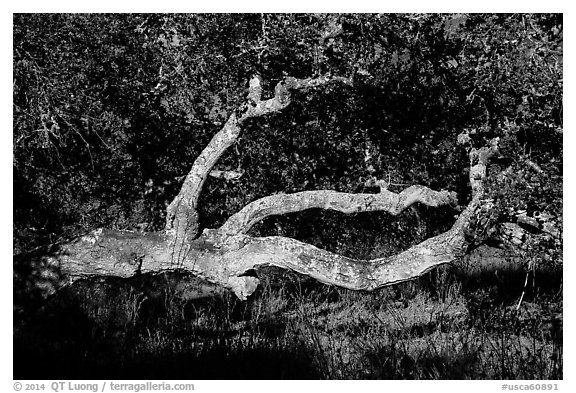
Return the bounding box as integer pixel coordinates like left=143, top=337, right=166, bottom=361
left=165, top=114, right=242, bottom=241
left=164, top=74, right=353, bottom=245
left=219, top=186, right=458, bottom=236
left=16, top=76, right=530, bottom=311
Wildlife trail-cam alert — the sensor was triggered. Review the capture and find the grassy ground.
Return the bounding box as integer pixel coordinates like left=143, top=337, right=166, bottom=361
left=14, top=246, right=562, bottom=379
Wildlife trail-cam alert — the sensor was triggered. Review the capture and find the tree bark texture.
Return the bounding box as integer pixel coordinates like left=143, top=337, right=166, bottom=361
left=14, top=74, right=557, bottom=311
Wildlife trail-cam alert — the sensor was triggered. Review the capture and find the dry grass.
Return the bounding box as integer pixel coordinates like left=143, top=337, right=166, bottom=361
left=14, top=246, right=562, bottom=379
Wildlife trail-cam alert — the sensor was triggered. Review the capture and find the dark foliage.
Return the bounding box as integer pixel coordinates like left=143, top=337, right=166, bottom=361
left=14, top=14, right=561, bottom=258
left=13, top=14, right=562, bottom=380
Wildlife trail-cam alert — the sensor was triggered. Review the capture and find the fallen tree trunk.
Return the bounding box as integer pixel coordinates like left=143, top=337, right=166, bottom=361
left=12, top=141, right=492, bottom=309
left=13, top=73, right=559, bottom=313
left=13, top=187, right=466, bottom=305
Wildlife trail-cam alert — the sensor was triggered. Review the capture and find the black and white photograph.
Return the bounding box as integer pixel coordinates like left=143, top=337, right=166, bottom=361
left=12, top=11, right=563, bottom=381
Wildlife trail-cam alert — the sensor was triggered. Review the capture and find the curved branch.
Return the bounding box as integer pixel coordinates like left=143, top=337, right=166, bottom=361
left=15, top=220, right=467, bottom=308
left=220, top=185, right=458, bottom=235
left=165, top=114, right=241, bottom=239
left=15, top=133, right=508, bottom=306
left=17, top=72, right=522, bottom=309
left=239, top=74, right=352, bottom=121
left=221, top=227, right=467, bottom=292
left=164, top=74, right=353, bottom=241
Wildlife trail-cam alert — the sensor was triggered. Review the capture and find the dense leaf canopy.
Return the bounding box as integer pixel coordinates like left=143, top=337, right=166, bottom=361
left=14, top=14, right=562, bottom=261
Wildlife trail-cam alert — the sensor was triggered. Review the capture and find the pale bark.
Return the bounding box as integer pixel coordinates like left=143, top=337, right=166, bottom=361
left=209, top=169, right=244, bottom=180
left=14, top=133, right=495, bottom=305
left=14, top=219, right=466, bottom=305
left=164, top=74, right=352, bottom=245
left=219, top=186, right=458, bottom=236
left=15, top=75, right=540, bottom=311
left=164, top=114, right=241, bottom=240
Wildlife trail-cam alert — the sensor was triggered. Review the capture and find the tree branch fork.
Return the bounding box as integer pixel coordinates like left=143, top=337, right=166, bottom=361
left=14, top=74, right=558, bottom=307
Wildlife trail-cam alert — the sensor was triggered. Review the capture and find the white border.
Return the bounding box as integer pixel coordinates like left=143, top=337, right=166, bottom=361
left=3, top=4, right=572, bottom=390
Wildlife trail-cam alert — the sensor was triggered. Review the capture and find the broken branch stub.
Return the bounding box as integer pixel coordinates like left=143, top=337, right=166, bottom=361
left=15, top=75, right=523, bottom=307
left=164, top=74, right=354, bottom=243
